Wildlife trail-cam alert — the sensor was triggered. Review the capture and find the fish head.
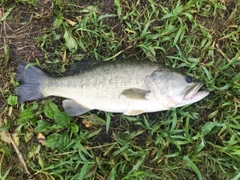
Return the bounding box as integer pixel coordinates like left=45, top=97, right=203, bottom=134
left=147, top=67, right=209, bottom=108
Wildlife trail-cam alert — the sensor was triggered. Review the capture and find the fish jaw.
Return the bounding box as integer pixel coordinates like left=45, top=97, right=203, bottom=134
left=177, top=83, right=209, bottom=107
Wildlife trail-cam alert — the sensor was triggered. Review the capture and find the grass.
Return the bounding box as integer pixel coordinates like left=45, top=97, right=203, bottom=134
left=0, top=0, right=240, bottom=179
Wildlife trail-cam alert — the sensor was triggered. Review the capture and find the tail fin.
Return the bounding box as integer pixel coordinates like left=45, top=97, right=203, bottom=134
left=15, top=62, right=46, bottom=103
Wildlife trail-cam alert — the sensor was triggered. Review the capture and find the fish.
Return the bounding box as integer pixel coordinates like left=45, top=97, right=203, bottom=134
left=14, top=60, right=209, bottom=116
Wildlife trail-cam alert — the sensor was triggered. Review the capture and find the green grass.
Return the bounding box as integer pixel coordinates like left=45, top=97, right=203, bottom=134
left=0, top=0, right=240, bottom=179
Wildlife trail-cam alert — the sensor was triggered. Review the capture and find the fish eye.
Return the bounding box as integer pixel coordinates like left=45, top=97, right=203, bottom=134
left=151, top=70, right=160, bottom=79
left=185, top=76, right=193, bottom=83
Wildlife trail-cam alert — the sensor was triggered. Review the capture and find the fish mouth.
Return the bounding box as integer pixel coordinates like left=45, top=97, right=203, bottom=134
left=184, top=82, right=209, bottom=101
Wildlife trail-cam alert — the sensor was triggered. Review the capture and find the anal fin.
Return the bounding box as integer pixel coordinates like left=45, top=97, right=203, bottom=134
left=62, top=99, right=92, bottom=116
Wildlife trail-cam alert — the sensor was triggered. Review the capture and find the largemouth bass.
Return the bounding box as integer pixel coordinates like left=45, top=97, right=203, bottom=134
left=15, top=60, right=209, bottom=116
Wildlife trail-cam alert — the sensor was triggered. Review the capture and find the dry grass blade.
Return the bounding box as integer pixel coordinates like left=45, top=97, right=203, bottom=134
left=7, top=132, right=31, bottom=176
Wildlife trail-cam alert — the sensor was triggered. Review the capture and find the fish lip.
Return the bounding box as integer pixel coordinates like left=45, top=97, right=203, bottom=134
left=184, top=82, right=205, bottom=100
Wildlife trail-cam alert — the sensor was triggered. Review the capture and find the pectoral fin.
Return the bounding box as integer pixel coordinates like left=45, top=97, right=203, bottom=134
left=121, top=88, right=150, bottom=100
left=62, top=99, right=92, bottom=116
left=124, top=109, right=145, bottom=115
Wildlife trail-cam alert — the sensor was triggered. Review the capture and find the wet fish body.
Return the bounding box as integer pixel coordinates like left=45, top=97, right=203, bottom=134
left=15, top=60, right=209, bottom=116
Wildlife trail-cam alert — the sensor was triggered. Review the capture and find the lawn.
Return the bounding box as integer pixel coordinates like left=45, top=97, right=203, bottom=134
left=0, top=0, right=239, bottom=179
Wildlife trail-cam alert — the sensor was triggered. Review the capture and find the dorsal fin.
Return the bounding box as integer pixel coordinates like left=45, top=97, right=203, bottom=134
left=69, top=59, right=103, bottom=74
